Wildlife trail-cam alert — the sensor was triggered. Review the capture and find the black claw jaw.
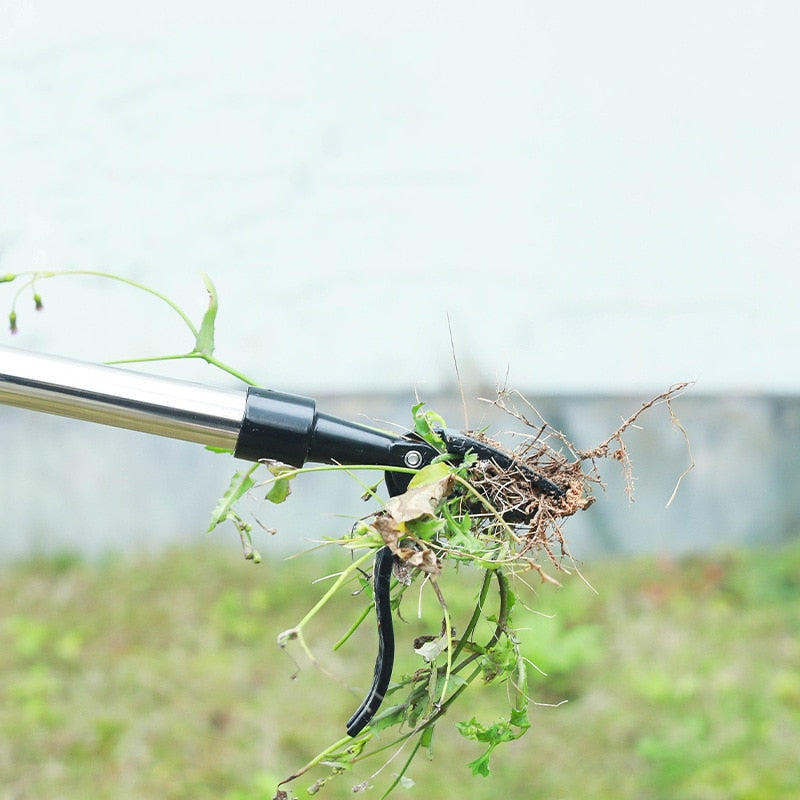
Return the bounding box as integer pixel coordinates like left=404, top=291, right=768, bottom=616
left=436, top=429, right=565, bottom=499
left=382, top=429, right=565, bottom=503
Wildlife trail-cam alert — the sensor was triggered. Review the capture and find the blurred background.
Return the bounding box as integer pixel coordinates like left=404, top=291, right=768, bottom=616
left=1, top=3, right=798, bottom=799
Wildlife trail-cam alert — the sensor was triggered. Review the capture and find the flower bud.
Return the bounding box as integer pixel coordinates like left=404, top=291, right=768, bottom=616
left=33, top=293, right=44, bottom=311
left=0, top=273, right=16, bottom=283
left=8, top=310, right=18, bottom=334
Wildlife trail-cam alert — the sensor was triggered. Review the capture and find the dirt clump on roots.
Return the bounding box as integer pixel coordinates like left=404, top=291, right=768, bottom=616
left=465, top=383, right=692, bottom=571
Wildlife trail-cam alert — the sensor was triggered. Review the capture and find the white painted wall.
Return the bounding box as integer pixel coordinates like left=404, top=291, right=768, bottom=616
left=1, top=1, right=798, bottom=395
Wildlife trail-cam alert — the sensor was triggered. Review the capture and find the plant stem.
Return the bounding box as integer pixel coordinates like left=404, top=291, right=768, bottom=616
left=428, top=578, right=454, bottom=705
left=7, top=270, right=263, bottom=386
left=378, top=736, right=424, bottom=800
left=348, top=567, right=511, bottom=770
left=450, top=567, right=509, bottom=675
left=333, top=603, right=373, bottom=651
left=14, top=270, right=199, bottom=335
left=451, top=472, right=521, bottom=547
left=449, top=568, right=494, bottom=665
left=108, top=351, right=259, bottom=386
left=294, top=550, right=375, bottom=633
left=278, top=733, right=360, bottom=788
left=257, top=463, right=418, bottom=491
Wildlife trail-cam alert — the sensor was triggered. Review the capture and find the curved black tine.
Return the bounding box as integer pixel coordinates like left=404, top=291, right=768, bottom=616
left=345, top=545, right=395, bottom=736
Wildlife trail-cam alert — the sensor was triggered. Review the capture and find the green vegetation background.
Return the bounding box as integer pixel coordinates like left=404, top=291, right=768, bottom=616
left=1, top=540, right=798, bottom=800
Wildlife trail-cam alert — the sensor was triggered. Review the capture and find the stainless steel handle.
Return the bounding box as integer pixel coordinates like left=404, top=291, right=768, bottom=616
left=0, top=345, right=247, bottom=449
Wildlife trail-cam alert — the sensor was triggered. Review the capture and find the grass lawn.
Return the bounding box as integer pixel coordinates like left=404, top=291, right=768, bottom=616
left=1, top=538, right=798, bottom=800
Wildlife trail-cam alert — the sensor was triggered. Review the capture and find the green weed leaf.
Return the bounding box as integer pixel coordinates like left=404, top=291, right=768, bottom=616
left=457, top=715, right=529, bottom=778
left=265, top=465, right=295, bottom=504
left=194, top=273, right=218, bottom=357
left=412, top=402, right=446, bottom=450
left=265, top=478, right=291, bottom=504
left=407, top=461, right=453, bottom=489
left=208, top=469, right=255, bottom=531
left=509, top=706, right=531, bottom=730
left=466, top=749, right=493, bottom=778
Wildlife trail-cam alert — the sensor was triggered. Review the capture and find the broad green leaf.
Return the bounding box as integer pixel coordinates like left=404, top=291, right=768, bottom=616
left=369, top=704, right=406, bottom=733
left=266, top=477, right=291, bottom=504
left=265, top=464, right=295, bottom=504
left=407, top=461, right=453, bottom=489
left=406, top=516, right=445, bottom=541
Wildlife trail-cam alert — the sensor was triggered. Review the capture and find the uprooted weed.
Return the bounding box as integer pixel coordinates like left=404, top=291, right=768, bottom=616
left=270, top=382, right=694, bottom=797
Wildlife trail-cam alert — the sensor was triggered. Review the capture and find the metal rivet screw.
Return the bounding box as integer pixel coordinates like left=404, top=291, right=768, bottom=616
left=404, top=450, right=423, bottom=469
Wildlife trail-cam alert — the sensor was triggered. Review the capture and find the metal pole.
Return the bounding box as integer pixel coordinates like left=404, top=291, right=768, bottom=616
left=0, top=346, right=246, bottom=450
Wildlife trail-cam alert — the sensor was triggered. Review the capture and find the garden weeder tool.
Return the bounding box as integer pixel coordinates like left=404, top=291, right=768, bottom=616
left=0, top=344, right=563, bottom=733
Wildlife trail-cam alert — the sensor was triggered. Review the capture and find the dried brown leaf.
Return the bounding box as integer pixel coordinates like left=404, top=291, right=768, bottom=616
left=383, top=475, right=453, bottom=523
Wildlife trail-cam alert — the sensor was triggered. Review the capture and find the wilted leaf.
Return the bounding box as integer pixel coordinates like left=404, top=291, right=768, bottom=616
left=397, top=545, right=441, bottom=575
left=373, top=514, right=400, bottom=545
left=414, top=633, right=449, bottom=662
left=371, top=476, right=451, bottom=575
left=384, top=475, right=453, bottom=524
